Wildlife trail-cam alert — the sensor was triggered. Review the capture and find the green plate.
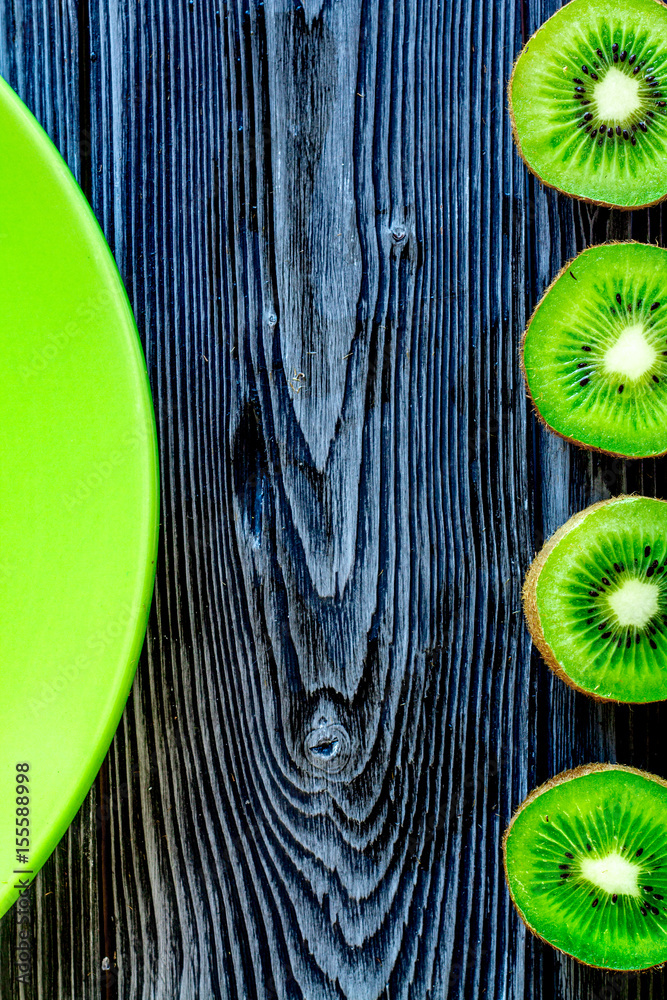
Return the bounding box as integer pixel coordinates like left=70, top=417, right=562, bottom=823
left=0, top=76, right=159, bottom=919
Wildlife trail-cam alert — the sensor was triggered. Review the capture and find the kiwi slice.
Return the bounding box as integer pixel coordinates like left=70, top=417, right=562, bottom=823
left=522, top=242, right=667, bottom=458
left=524, top=495, right=667, bottom=703
left=504, top=764, right=667, bottom=971
left=509, top=0, right=667, bottom=208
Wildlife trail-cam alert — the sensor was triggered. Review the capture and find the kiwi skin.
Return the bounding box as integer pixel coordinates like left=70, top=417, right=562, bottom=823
left=507, top=0, right=667, bottom=211
left=502, top=763, right=667, bottom=972
left=523, top=495, right=667, bottom=704
left=520, top=241, right=667, bottom=461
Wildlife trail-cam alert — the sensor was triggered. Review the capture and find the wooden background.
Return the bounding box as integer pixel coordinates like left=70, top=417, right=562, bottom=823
left=1, top=0, right=666, bottom=997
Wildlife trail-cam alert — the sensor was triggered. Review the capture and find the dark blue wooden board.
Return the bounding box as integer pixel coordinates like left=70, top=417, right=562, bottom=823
left=0, top=1, right=666, bottom=997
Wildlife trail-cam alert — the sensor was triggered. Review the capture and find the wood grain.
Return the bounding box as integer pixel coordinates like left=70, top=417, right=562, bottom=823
left=2, top=0, right=667, bottom=997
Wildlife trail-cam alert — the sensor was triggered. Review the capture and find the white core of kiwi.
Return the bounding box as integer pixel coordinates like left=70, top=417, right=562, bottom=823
left=607, top=578, right=660, bottom=628
left=594, top=68, right=642, bottom=122
left=603, top=323, right=657, bottom=380
left=580, top=851, right=640, bottom=897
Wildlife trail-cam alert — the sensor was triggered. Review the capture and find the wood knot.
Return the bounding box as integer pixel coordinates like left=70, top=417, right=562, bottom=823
left=303, top=721, right=350, bottom=774
left=232, top=401, right=268, bottom=543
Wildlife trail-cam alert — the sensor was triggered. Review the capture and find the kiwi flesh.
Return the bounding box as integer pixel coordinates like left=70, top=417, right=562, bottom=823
left=522, top=242, right=667, bottom=459
left=524, top=495, right=667, bottom=703
left=503, top=764, right=667, bottom=971
left=509, top=0, right=667, bottom=208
